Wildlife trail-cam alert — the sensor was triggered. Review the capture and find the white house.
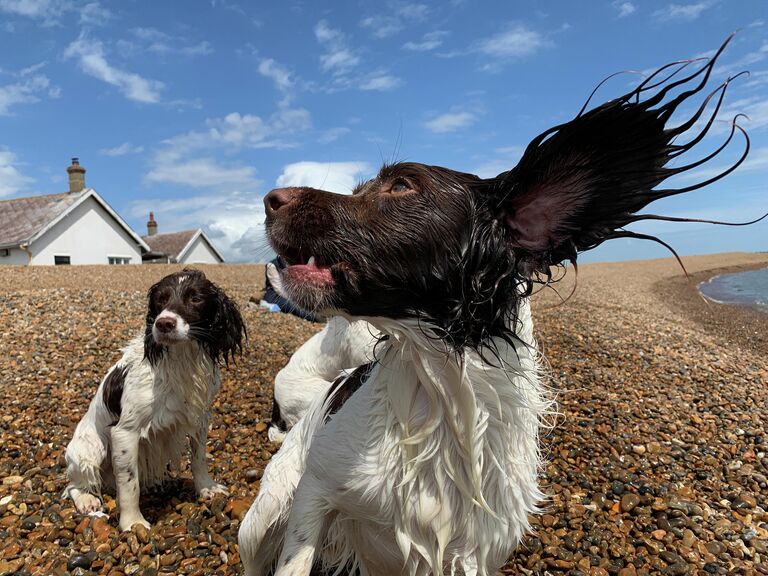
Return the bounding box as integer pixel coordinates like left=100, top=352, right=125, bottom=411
left=141, top=213, right=224, bottom=264
left=0, top=159, right=149, bottom=265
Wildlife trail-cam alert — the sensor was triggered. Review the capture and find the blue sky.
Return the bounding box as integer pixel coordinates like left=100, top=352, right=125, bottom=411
left=0, top=0, right=766, bottom=263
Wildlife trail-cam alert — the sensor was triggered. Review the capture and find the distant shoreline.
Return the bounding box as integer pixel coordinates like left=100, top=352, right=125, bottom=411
left=697, top=267, right=768, bottom=310
left=656, top=259, right=768, bottom=354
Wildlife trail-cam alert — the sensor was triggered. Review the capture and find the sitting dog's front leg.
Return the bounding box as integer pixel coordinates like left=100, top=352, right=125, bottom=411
left=273, top=474, right=327, bottom=576
left=110, top=426, right=149, bottom=531
left=190, top=415, right=228, bottom=498
left=239, top=424, right=311, bottom=576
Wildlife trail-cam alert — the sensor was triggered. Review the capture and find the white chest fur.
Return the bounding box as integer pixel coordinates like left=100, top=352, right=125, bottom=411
left=115, top=337, right=219, bottom=486
left=302, top=304, right=551, bottom=575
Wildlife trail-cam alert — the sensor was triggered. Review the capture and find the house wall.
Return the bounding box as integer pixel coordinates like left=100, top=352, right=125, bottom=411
left=30, top=196, right=142, bottom=265
left=0, top=247, right=32, bottom=265
left=179, top=236, right=222, bottom=264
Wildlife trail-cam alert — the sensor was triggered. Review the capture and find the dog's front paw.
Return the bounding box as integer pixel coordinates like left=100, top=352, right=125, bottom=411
left=73, top=491, right=103, bottom=516
left=267, top=425, right=287, bottom=444
left=119, top=515, right=150, bottom=532
left=198, top=482, right=229, bottom=499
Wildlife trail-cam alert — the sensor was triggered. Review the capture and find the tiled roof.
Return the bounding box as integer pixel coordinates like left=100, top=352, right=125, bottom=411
left=141, top=230, right=197, bottom=261
left=0, top=192, right=83, bottom=248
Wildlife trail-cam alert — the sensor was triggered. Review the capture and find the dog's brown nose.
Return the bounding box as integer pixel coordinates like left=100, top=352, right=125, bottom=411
left=155, top=317, right=177, bottom=333
left=264, top=188, right=298, bottom=215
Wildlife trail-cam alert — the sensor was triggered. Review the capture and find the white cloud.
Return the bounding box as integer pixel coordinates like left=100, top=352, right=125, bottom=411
left=360, top=15, right=403, bottom=39
left=313, top=19, right=402, bottom=93
left=64, top=35, right=164, bottom=103
left=653, top=2, right=714, bottom=21
left=318, top=127, right=351, bottom=144
left=677, top=146, right=768, bottom=183
left=403, top=30, right=449, bottom=51
left=424, top=110, right=477, bottom=133
left=130, top=27, right=213, bottom=56
left=721, top=96, right=768, bottom=132
left=360, top=74, right=402, bottom=91
left=314, top=20, right=341, bottom=43
left=146, top=106, right=311, bottom=194
left=201, top=109, right=311, bottom=149
left=206, top=113, right=269, bottom=147
left=141, top=104, right=314, bottom=262
left=129, top=191, right=270, bottom=262
left=146, top=156, right=260, bottom=189
left=0, top=148, right=33, bottom=197
left=144, top=151, right=372, bottom=264
left=259, top=58, right=293, bottom=91
left=0, top=73, right=51, bottom=114
left=320, top=48, right=361, bottom=75
left=0, top=0, right=111, bottom=28
left=613, top=1, right=636, bottom=17
left=745, top=71, right=768, bottom=89
left=0, top=0, right=64, bottom=23
left=18, top=61, right=46, bottom=76
left=80, top=2, right=111, bottom=26
left=315, top=20, right=361, bottom=75
left=397, top=3, right=429, bottom=21
left=715, top=40, right=768, bottom=76
left=360, top=3, right=429, bottom=38
left=477, top=23, right=548, bottom=59
left=473, top=146, right=524, bottom=178
left=99, top=142, right=144, bottom=156
left=360, top=4, right=429, bottom=38
left=276, top=161, right=372, bottom=194
left=179, top=41, right=212, bottom=56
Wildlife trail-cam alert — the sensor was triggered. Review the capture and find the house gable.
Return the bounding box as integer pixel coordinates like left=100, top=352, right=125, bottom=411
left=31, top=195, right=143, bottom=265
left=28, top=189, right=149, bottom=253
left=177, top=230, right=225, bottom=264
left=142, top=229, right=224, bottom=264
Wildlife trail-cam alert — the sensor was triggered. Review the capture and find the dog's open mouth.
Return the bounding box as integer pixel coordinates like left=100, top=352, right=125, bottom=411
left=280, top=253, right=339, bottom=289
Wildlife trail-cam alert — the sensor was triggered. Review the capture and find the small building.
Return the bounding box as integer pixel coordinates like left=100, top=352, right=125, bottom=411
left=0, top=159, right=149, bottom=265
left=141, top=214, right=224, bottom=264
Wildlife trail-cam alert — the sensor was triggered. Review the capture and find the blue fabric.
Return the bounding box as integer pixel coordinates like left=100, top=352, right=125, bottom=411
left=262, top=260, right=319, bottom=322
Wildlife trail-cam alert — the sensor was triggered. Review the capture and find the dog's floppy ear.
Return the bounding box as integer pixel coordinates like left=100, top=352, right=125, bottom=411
left=207, top=285, right=246, bottom=366
left=488, top=34, right=750, bottom=276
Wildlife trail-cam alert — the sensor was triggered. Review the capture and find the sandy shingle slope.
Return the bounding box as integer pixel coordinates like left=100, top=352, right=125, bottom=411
left=0, top=254, right=766, bottom=575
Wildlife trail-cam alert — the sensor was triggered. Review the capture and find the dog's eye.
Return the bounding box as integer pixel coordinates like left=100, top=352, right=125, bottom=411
left=389, top=179, right=413, bottom=195
left=188, top=294, right=205, bottom=305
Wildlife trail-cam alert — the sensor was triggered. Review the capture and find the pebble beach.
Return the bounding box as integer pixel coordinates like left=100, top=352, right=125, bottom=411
left=0, top=252, right=766, bottom=576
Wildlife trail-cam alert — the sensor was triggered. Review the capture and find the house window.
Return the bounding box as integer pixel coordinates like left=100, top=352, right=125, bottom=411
left=0, top=249, right=9, bottom=257
left=54, top=255, right=71, bottom=265
left=108, top=256, right=131, bottom=265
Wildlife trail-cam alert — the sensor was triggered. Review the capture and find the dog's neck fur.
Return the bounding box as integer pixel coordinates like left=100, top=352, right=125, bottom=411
left=320, top=301, right=550, bottom=573
left=119, top=337, right=217, bottom=438
left=150, top=341, right=216, bottom=429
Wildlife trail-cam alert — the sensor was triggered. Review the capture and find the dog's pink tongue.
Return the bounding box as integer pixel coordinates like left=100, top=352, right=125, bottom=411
left=283, top=262, right=334, bottom=287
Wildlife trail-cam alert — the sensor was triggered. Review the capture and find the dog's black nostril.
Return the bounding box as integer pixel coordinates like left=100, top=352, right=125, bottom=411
left=264, top=188, right=297, bottom=214
left=155, top=317, right=177, bottom=333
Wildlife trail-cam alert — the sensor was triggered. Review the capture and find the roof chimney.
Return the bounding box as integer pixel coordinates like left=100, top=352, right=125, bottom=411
left=147, top=212, right=158, bottom=236
left=67, top=158, right=86, bottom=193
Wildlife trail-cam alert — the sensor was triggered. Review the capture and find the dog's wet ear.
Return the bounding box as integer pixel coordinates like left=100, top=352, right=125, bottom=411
left=208, top=286, right=246, bottom=366
left=487, top=34, right=750, bottom=276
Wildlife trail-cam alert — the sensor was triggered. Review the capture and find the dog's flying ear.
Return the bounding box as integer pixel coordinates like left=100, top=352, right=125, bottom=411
left=488, top=34, right=751, bottom=276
